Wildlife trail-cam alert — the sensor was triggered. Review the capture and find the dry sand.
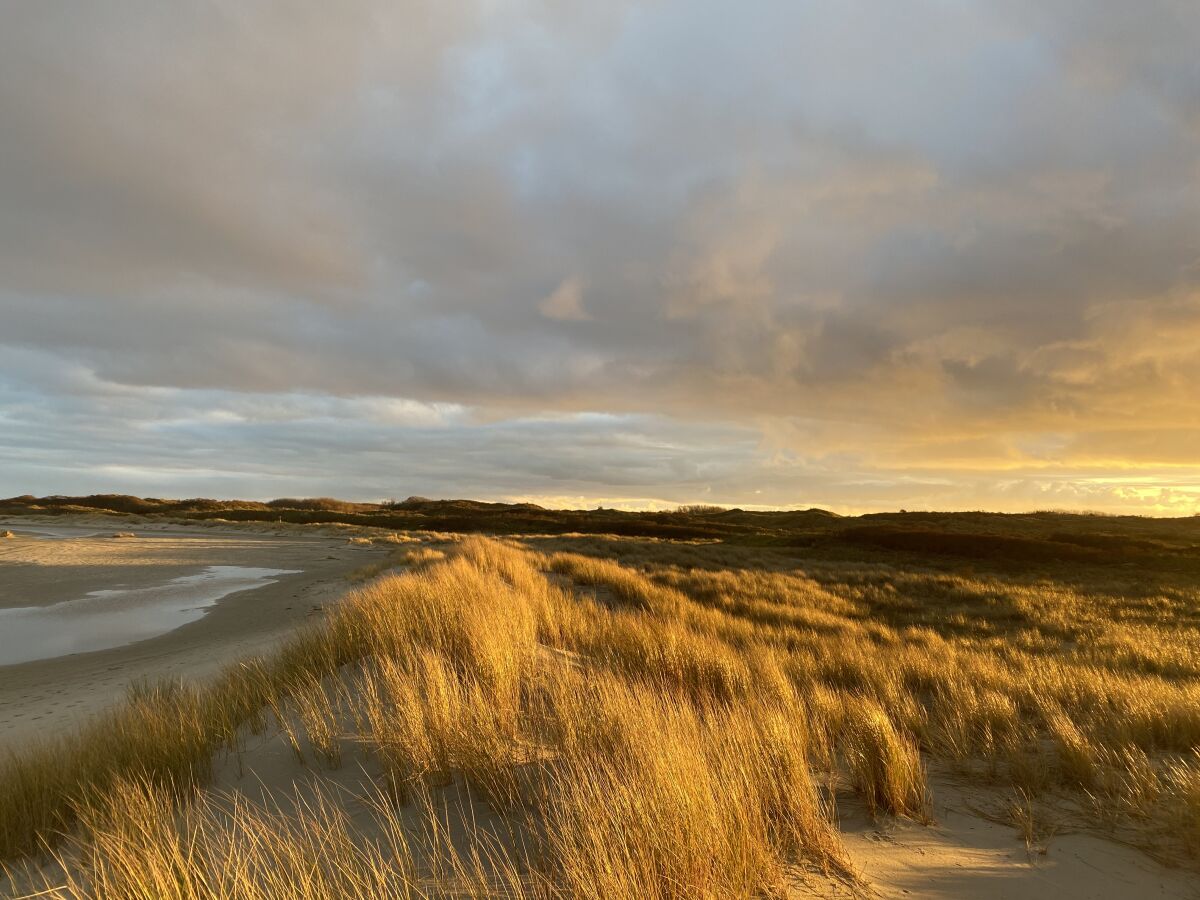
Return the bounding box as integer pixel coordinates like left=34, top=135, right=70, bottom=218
left=151, top=716, right=1200, bottom=899
left=0, top=518, right=381, bottom=750
left=815, top=776, right=1200, bottom=899
left=2, top=521, right=1195, bottom=899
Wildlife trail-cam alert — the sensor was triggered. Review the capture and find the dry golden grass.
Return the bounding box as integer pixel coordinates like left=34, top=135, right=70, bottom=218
left=344, top=541, right=451, bottom=584
left=46, top=775, right=529, bottom=900
left=4, top=532, right=1200, bottom=897
left=536, top=537, right=1200, bottom=858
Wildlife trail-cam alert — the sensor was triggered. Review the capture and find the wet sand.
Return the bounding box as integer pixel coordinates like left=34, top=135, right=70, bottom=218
left=0, top=520, right=377, bottom=750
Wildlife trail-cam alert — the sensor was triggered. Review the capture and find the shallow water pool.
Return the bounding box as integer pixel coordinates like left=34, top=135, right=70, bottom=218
left=0, top=566, right=299, bottom=666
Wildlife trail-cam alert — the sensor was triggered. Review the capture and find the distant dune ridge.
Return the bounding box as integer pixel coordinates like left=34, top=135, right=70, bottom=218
left=4, top=494, right=1199, bottom=566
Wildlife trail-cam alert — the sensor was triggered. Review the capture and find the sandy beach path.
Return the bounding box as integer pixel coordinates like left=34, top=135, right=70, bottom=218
left=0, top=521, right=375, bottom=750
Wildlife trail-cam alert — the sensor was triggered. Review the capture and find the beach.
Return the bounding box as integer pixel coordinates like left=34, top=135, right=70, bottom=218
left=0, top=520, right=373, bottom=749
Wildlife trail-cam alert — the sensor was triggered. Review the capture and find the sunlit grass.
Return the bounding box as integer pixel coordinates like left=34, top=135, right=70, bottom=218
left=4, top=532, right=1200, bottom=896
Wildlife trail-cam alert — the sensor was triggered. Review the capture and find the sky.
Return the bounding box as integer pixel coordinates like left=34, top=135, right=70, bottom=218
left=2, top=2, right=1199, bottom=515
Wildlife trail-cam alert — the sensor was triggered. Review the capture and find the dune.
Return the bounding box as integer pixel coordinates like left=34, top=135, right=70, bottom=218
left=1, top=526, right=1197, bottom=898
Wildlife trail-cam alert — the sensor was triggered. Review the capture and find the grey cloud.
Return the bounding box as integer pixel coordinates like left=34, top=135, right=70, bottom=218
left=2, top=1, right=1199, bottom=511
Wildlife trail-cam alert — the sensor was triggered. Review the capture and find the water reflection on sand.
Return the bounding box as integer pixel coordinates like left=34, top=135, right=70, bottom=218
left=0, top=566, right=299, bottom=666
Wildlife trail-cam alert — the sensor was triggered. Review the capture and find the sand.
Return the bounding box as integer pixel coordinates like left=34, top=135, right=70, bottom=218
left=147, top=717, right=1200, bottom=899
left=2, top=521, right=1195, bottom=898
left=0, top=519, right=381, bottom=750
left=816, top=777, right=1200, bottom=899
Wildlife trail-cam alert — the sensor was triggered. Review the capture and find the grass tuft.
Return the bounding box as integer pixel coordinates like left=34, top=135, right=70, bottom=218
left=4, top=531, right=1200, bottom=892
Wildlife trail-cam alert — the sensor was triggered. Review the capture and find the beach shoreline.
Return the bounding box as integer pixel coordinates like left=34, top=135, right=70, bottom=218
left=0, top=520, right=374, bottom=750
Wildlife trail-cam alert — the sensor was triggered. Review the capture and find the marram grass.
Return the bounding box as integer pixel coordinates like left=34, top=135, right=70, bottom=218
left=4, top=535, right=1200, bottom=897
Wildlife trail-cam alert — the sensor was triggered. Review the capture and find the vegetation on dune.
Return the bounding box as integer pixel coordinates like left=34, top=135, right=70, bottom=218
left=5, top=493, right=1199, bottom=552
left=837, top=524, right=1200, bottom=567
left=2, top=531, right=1199, bottom=897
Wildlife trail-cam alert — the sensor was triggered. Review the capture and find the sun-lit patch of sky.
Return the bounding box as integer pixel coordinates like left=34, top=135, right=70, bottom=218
left=1, top=2, right=1198, bottom=515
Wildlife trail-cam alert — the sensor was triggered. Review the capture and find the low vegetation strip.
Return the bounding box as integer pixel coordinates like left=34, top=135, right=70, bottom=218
left=7, top=493, right=1200, bottom=556
left=2, top=536, right=1199, bottom=897
left=835, top=524, right=1199, bottom=566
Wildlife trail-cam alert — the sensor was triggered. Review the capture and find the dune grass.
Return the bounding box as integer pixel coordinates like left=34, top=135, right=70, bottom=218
left=3, top=534, right=1199, bottom=897
left=536, top=536, right=1200, bottom=853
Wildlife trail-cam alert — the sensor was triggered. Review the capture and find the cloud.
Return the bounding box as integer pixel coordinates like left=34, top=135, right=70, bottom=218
left=1, top=1, right=1198, bottom=512
left=539, top=277, right=591, bottom=321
